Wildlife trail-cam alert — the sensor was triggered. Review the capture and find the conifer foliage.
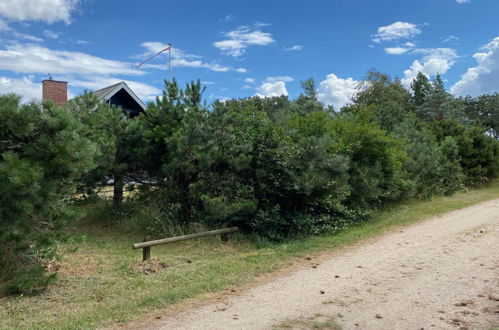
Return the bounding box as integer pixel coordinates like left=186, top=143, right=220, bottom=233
left=0, top=95, right=98, bottom=291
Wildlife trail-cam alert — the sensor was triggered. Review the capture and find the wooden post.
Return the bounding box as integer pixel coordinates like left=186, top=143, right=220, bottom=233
left=142, top=237, right=150, bottom=261
left=143, top=246, right=151, bottom=261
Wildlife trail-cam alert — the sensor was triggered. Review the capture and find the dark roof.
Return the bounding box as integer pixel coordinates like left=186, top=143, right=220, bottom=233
left=93, top=81, right=146, bottom=111
left=93, top=82, right=122, bottom=99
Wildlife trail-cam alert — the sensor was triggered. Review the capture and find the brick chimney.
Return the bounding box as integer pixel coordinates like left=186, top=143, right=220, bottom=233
left=42, top=78, right=67, bottom=106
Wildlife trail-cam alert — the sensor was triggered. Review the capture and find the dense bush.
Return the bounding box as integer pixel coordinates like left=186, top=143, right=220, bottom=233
left=127, top=80, right=413, bottom=240
left=77, top=76, right=497, bottom=241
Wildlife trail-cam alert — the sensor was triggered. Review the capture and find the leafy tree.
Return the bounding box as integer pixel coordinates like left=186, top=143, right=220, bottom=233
left=347, top=71, right=412, bottom=131
left=463, top=93, right=499, bottom=138
left=329, top=114, right=410, bottom=205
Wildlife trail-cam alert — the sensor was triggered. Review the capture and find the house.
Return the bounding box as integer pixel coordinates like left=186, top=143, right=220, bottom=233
left=42, top=78, right=146, bottom=117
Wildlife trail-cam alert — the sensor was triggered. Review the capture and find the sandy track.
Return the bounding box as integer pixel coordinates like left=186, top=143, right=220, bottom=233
left=149, top=199, right=499, bottom=330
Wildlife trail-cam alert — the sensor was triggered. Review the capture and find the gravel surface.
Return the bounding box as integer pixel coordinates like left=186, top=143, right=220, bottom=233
left=147, top=199, right=499, bottom=330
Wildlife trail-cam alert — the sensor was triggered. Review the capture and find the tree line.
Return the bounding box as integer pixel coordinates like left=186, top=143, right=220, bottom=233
left=1, top=71, right=498, bottom=293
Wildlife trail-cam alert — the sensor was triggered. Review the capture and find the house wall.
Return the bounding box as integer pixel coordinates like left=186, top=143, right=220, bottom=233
left=109, top=88, right=144, bottom=117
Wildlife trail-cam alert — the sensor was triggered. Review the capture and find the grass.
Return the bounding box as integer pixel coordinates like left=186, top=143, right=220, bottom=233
left=1, top=180, right=498, bottom=329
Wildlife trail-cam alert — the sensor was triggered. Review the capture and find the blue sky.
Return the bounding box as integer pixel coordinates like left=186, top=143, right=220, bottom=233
left=0, top=0, right=498, bottom=109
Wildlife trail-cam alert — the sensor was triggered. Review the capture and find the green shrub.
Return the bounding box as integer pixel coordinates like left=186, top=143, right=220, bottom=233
left=431, top=120, right=499, bottom=185
left=5, top=266, right=57, bottom=295
left=394, top=118, right=465, bottom=198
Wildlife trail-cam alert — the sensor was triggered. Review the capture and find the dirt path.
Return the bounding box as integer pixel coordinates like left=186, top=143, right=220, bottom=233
left=148, top=199, right=499, bottom=330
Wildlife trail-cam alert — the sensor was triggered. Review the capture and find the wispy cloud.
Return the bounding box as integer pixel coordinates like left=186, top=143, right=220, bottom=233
left=283, top=45, right=303, bottom=51
left=219, top=15, right=235, bottom=23
left=0, top=75, right=41, bottom=101
left=213, top=24, right=275, bottom=57
left=372, top=21, right=422, bottom=43
left=443, top=35, right=459, bottom=43
left=0, top=43, right=142, bottom=75
left=43, top=29, right=60, bottom=39
left=264, top=76, right=293, bottom=83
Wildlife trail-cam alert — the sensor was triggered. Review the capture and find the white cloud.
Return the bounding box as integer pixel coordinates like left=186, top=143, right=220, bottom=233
left=284, top=45, right=303, bottom=51
left=372, top=21, right=421, bottom=43
left=0, top=75, right=41, bottom=101
left=317, top=73, right=358, bottom=110
left=451, top=37, right=499, bottom=96
left=265, top=76, right=293, bottom=83
left=75, top=39, right=91, bottom=45
left=213, top=25, right=275, bottom=56
left=11, top=30, right=43, bottom=42
left=456, top=0, right=470, bottom=3
left=385, top=47, right=410, bottom=55
left=137, top=41, right=247, bottom=73
left=0, top=0, right=80, bottom=24
left=244, top=77, right=255, bottom=84
left=255, top=76, right=293, bottom=97
left=0, top=43, right=142, bottom=76
left=256, top=81, right=288, bottom=97
left=0, top=18, right=43, bottom=42
left=401, top=48, right=458, bottom=87
left=43, top=29, right=60, bottom=39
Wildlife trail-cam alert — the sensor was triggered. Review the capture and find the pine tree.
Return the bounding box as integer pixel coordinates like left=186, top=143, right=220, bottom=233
left=410, top=72, right=432, bottom=106
left=0, top=94, right=97, bottom=287
left=293, top=78, right=325, bottom=115
left=415, top=74, right=465, bottom=122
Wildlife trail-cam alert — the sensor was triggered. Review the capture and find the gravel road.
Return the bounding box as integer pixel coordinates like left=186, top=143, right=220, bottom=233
left=148, top=199, right=499, bottom=330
